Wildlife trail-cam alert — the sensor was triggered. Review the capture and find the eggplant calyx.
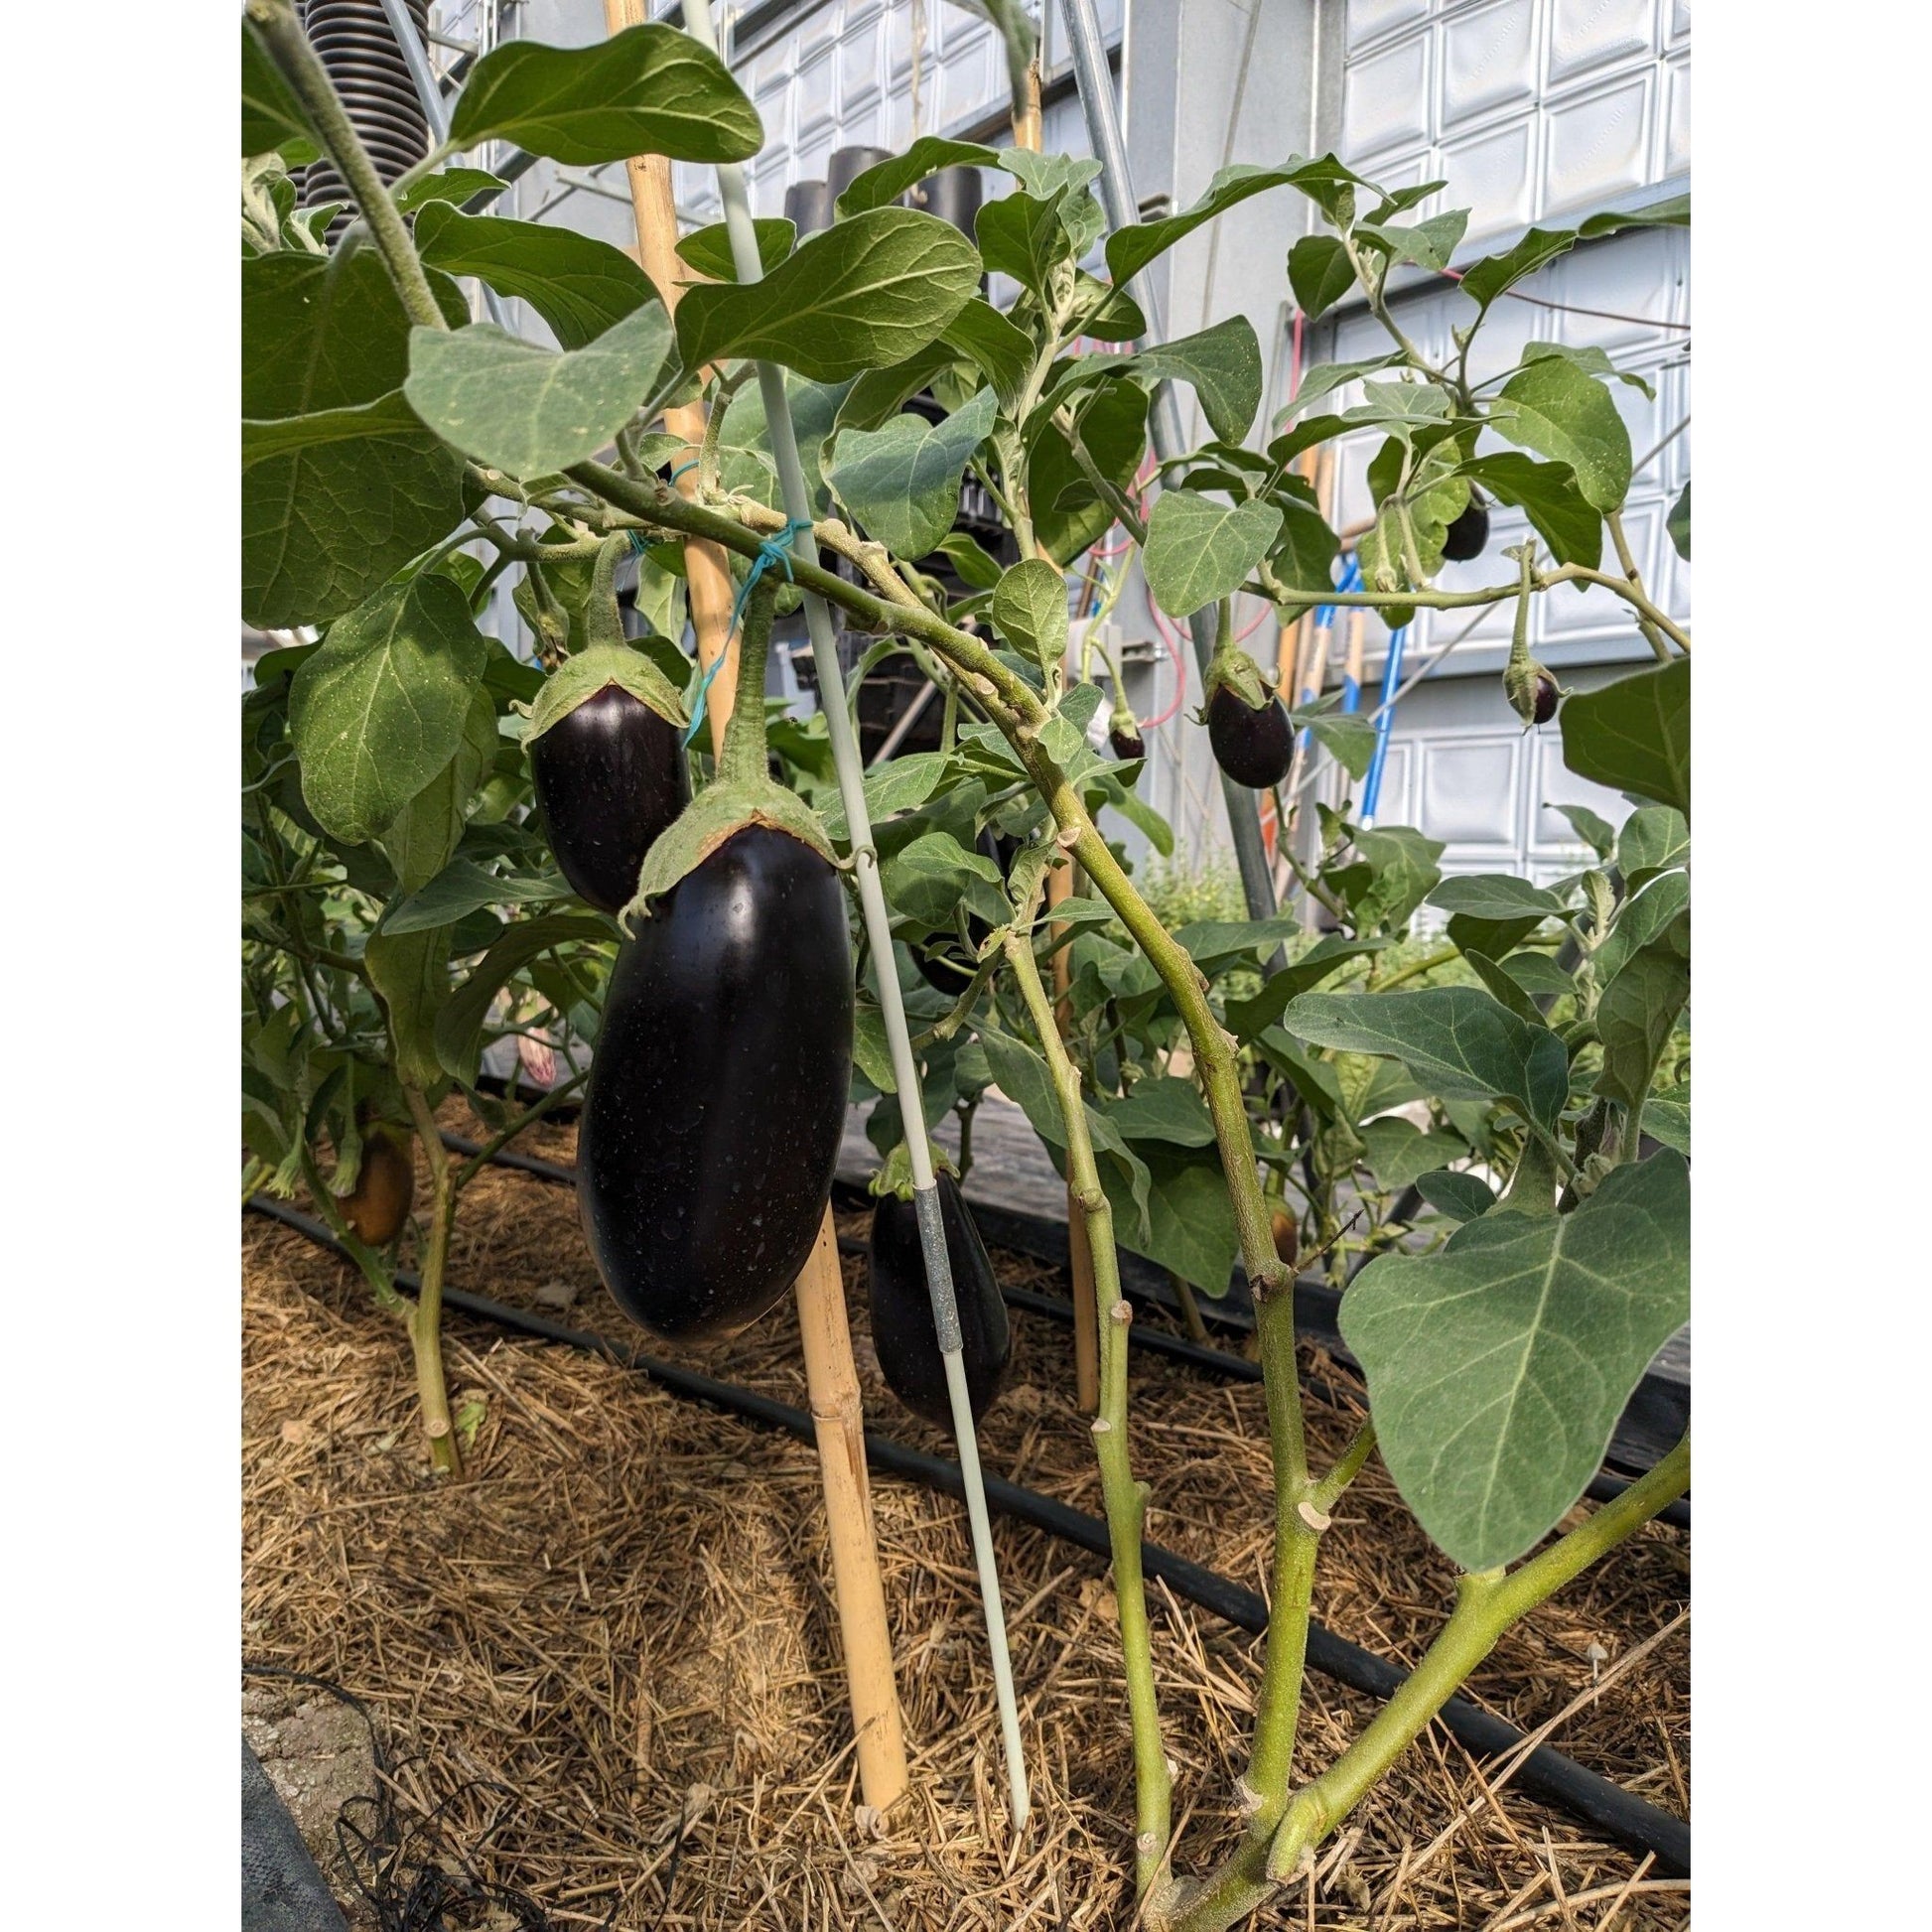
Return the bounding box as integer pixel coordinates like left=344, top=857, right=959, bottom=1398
left=525, top=640, right=689, bottom=743
left=869, top=1140, right=959, bottom=1202
left=618, top=777, right=834, bottom=929
left=1204, top=643, right=1275, bottom=712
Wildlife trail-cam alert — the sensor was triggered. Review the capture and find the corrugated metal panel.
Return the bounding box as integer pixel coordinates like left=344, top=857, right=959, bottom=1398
left=1339, top=0, right=1687, bottom=237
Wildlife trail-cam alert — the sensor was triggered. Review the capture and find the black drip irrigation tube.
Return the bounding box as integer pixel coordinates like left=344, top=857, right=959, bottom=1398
left=245, top=1192, right=1690, bottom=1877
left=440, top=1132, right=1688, bottom=1531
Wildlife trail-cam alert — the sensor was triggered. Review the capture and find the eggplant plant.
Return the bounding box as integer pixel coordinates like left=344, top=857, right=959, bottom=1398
left=240, top=3, right=1690, bottom=1919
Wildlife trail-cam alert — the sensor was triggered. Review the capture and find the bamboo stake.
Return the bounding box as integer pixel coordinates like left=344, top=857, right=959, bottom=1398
left=678, top=0, right=1031, bottom=1835
left=603, top=0, right=740, bottom=762
left=1047, top=856, right=1099, bottom=1412
left=791, top=1214, right=909, bottom=1808
left=600, top=0, right=907, bottom=1815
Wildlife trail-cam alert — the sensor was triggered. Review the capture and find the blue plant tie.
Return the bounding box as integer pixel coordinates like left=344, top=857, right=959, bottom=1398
left=668, top=458, right=699, bottom=483
left=681, top=517, right=813, bottom=750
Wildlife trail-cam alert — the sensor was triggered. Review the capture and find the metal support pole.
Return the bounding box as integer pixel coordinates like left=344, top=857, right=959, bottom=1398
left=1054, top=0, right=1280, bottom=925
left=681, top=0, right=1032, bottom=1838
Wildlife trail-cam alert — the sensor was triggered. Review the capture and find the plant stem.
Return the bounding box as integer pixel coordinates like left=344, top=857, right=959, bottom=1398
left=402, top=1085, right=463, bottom=1477
left=1264, top=1435, right=1690, bottom=1882
left=1365, top=944, right=1458, bottom=992
left=1006, top=919, right=1173, bottom=1904
left=452, top=1068, right=590, bottom=1191
left=1606, top=509, right=1674, bottom=662
left=1310, top=1421, right=1377, bottom=1514
left=1166, top=1436, right=1690, bottom=1931
left=246, top=1, right=447, bottom=333
left=1170, top=1273, right=1209, bottom=1343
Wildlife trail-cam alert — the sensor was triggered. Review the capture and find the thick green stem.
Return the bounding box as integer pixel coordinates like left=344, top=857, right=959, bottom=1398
left=452, top=1068, right=591, bottom=1191
left=719, top=576, right=777, bottom=785
left=245, top=2, right=446, bottom=333
left=1166, top=1437, right=1690, bottom=1932
left=1007, top=923, right=1173, bottom=1904
left=402, top=1085, right=463, bottom=1477
left=1607, top=509, right=1675, bottom=661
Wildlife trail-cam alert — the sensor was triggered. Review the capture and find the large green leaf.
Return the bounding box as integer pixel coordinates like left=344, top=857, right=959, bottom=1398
left=1490, top=356, right=1632, bottom=513
left=1427, top=876, right=1567, bottom=924
left=1594, top=915, right=1690, bottom=1115
left=717, top=370, right=852, bottom=518
left=879, top=831, right=1006, bottom=930
left=1106, top=1076, right=1218, bottom=1150
left=1284, top=987, right=1570, bottom=1132
left=243, top=251, right=427, bottom=416
left=365, top=926, right=454, bottom=1090
left=1105, top=157, right=1362, bottom=286
left=414, top=204, right=655, bottom=350
left=939, top=299, right=1034, bottom=413
left=287, top=576, right=487, bottom=844
left=394, top=168, right=509, bottom=215
left=674, top=217, right=796, bottom=283
left=383, top=858, right=564, bottom=936
left=447, top=24, right=760, bottom=165
left=1287, top=233, right=1356, bottom=322
left=1224, top=935, right=1384, bottom=1039
left=835, top=137, right=1002, bottom=217
left=1341, top=1151, right=1691, bottom=1570
left=375, top=690, right=498, bottom=896
left=989, top=558, right=1069, bottom=684
left=241, top=18, right=316, bottom=164
left=1457, top=196, right=1689, bottom=315
left=1592, top=870, right=1690, bottom=986
left=1141, top=490, right=1283, bottom=619
left=404, top=306, right=675, bottom=478
left=676, top=209, right=981, bottom=383
left=434, top=912, right=612, bottom=1080
left=1457, top=452, right=1602, bottom=572
left=976, top=187, right=1081, bottom=296
left=1027, top=380, right=1151, bottom=566
left=1616, top=806, right=1690, bottom=888
left=1560, top=659, right=1690, bottom=818
left=1131, top=316, right=1265, bottom=444
left=1358, top=1117, right=1467, bottom=1190
left=1107, top=1145, right=1240, bottom=1298
left=825, top=389, right=999, bottom=558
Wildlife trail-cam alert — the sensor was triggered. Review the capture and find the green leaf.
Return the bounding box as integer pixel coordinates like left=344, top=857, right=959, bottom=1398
left=880, top=831, right=1005, bottom=930
left=1560, top=659, right=1690, bottom=818
left=674, top=217, right=796, bottom=282
left=1427, top=875, right=1566, bottom=924
left=288, top=576, right=487, bottom=844
left=1132, top=316, right=1265, bottom=444
left=1643, top=1093, right=1691, bottom=1157
left=998, top=152, right=1102, bottom=201
left=717, top=370, right=852, bottom=519
left=1518, top=341, right=1655, bottom=399
left=1348, top=825, right=1447, bottom=933
left=1491, top=355, right=1632, bottom=513
left=244, top=250, right=444, bottom=417
left=1592, top=870, right=1690, bottom=986
left=676, top=208, right=981, bottom=383
left=447, top=24, right=760, bottom=166
left=1464, top=951, right=1545, bottom=1027
left=241, top=19, right=317, bottom=164
left=936, top=530, right=1006, bottom=591
left=939, top=298, right=1035, bottom=412
left=383, top=858, right=563, bottom=935
left=1445, top=912, right=1542, bottom=963
left=1457, top=227, right=1578, bottom=313
left=1341, top=1150, right=1690, bottom=1570
left=1106, top=1077, right=1218, bottom=1150
left=826, top=388, right=999, bottom=558
left=1594, top=915, right=1690, bottom=1114
left=1458, top=452, right=1602, bottom=572
left=433, top=912, right=611, bottom=1081
left=1108, top=1146, right=1240, bottom=1298
left=1224, top=935, right=1384, bottom=1039
left=1274, top=352, right=1405, bottom=423
left=1499, top=952, right=1577, bottom=1000
left=1027, top=380, right=1151, bottom=566
left=835, top=137, right=1001, bottom=217
left=1357, top=1117, right=1468, bottom=1190
left=1551, top=801, right=1617, bottom=859
left=1105, top=156, right=1363, bottom=287
left=415, top=204, right=655, bottom=350
left=365, top=927, right=453, bottom=1090
left=1287, top=233, right=1357, bottom=321
left=1284, top=986, right=1570, bottom=1132
left=376, top=690, right=498, bottom=895
left=404, top=305, right=675, bottom=478
left=976, top=187, right=1080, bottom=296
left=1299, top=712, right=1377, bottom=779
left=990, top=558, right=1069, bottom=682
left=1414, top=1168, right=1497, bottom=1222
left=1141, top=491, right=1283, bottom=620
left=1357, top=208, right=1468, bottom=272
left=1616, top=807, right=1689, bottom=888
left=394, top=168, right=508, bottom=215
left=1668, top=480, right=1691, bottom=561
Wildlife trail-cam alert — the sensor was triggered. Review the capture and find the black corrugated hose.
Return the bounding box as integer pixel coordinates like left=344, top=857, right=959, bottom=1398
left=244, top=1193, right=1690, bottom=1876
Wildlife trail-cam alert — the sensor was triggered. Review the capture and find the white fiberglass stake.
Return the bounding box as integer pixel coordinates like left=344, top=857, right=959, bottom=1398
left=679, top=0, right=1032, bottom=1836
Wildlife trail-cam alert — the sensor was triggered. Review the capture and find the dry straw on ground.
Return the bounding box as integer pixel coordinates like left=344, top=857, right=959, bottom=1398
left=242, top=1106, right=1689, bottom=1929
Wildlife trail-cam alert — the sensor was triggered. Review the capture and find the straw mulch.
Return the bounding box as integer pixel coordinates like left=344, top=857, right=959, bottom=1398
left=241, top=1103, right=1689, bottom=1930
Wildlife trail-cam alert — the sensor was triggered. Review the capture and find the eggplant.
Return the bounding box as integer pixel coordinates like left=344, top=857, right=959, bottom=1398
left=869, top=1173, right=1011, bottom=1429
left=335, top=1123, right=414, bottom=1246
left=1109, top=718, right=1146, bottom=761
left=530, top=682, right=688, bottom=914
left=1532, top=672, right=1560, bottom=725
left=1207, top=683, right=1295, bottom=789
left=578, top=824, right=853, bottom=1340
left=1441, top=492, right=1490, bottom=563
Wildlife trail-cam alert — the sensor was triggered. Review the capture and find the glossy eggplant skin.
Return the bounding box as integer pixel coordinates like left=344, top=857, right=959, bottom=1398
left=1109, top=722, right=1146, bottom=761
left=869, top=1173, right=1011, bottom=1430
left=1206, top=684, right=1295, bottom=789
left=1532, top=673, right=1560, bottom=725
left=578, top=826, right=853, bottom=1341
left=1441, top=497, right=1490, bottom=563
left=530, top=685, right=689, bottom=915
